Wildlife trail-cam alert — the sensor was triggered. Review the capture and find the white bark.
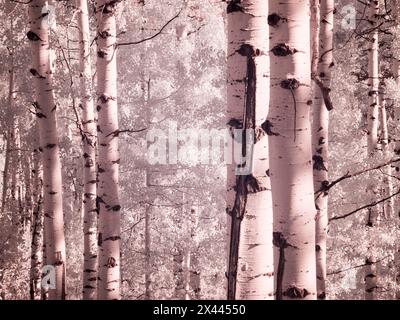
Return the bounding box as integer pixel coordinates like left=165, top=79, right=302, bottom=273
left=30, top=127, right=43, bottom=300
left=379, top=97, right=394, bottom=219
left=311, top=0, right=334, bottom=300
left=226, top=0, right=273, bottom=300
left=268, top=0, right=317, bottom=299
left=365, top=0, right=380, bottom=300
left=28, top=0, right=67, bottom=300
left=76, top=0, right=98, bottom=300
left=96, top=0, right=121, bottom=300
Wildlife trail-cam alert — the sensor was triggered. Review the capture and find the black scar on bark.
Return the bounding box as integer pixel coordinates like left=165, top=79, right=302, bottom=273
left=312, top=155, right=328, bottom=171
left=27, top=31, right=41, bottom=41
left=271, top=43, right=297, bottom=56
left=98, top=94, right=115, bottom=103
left=261, top=120, right=279, bottom=136
left=111, top=205, right=121, bottom=211
left=273, top=232, right=290, bottom=300
left=227, top=0, right=243, bottom=14
left=104, top=236, right=121, bottom=241
left=268, top=13, right=286, bottom=27
left=227, top=42, right=260, bottom=300
left=98, top=31, right=112, bottom=39
left=54, top=251, right=63, bottom=266
left=316, top=244, right=321, bottom=252
left=45, top=143, right=56, bottom=149
left=318, top=137, right=325, bottom=145
left=318, top=292, right=326, bottom=300
left=227, top=118, right=242, bottom=129
left=97, top=50, right=107, bottom=58
left=36, top=113, right=46, bottom=119
left=98, top=232, right=103, bottom=246
left=237, top=43, right=260, bottom=58
left=283, top=286, right=310, bottom=299
left=106, top=257, right=117, bottom=268
left=29, top=68, right=45, bottom=79
left=96, top=105, right=102, bottom=112
left=281, top=78, right=300, bottom=90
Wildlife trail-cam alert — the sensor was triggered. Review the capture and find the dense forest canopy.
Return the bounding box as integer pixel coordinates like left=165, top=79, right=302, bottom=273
left=0, top=0, right=399, bottom=301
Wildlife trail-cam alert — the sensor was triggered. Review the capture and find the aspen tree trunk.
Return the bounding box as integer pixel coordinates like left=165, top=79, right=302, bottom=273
left=76, top=0, right=98, bottom=300
left=379, top=97, right=394, bottom=219
left=144, top=204, right=152, bottom=299
left=96, top=0, right=121, bottom=300
left=365, top=0, right=380, bottom=300
left=268, top=0, right=317, bottom=300
left=30, top=177, right=43, bottom=300
left=28, top=0, right=67, bottom=300
left=183, top=251, right=191, bottom=300
left=190, top=255, right=201, bottom=299
left=367, top=1, right=380, bottom=156
left=1, top=135, right=10, bottom=213
left=173, top=248, right=185, bottom=299
left=226, top=0, right=273, bottom=300
left=1, top=58, right=15, bottom=215
left=10, top=119, right=21, bottom=232
left=311, top=0, right=334, bottom=300
left=24, top=154, right=33, bottom=228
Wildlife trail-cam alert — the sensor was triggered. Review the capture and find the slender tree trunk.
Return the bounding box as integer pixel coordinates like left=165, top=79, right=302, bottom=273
left=190, top=254, right=201, bottom=299
left=268, top=0, right=317, bottom=300
left=30, top=182, right=43, bottom=300
left=29, top=126, right=43, bottom=300
left=144, top=204, right=152, bottom=299
left=183, top=249, right=191, bottom=300
left=365, top=0, right=380, bottom=300
left=1, top=135, right=11, bottom=214
left=173, top=248, right=185, bottom=299
left=76, top=0, right=98, bottom=300
left=1, top=57, right=15, bottom=215
left=10, top=118, right=21, bottom=232
left=379, top=96, right=394, bottom=219
left=28, top=0, right=67, bottom=300
left=311, top=0, right=334, bottom=300
left=226, top=0, right=273, bottom=300
left=96, top=0, right=121, bottom=300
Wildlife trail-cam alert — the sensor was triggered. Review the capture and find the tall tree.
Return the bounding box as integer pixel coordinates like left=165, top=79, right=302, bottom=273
left=365, top=0, right=380, bottom=300
left=27, top=0, right=67, bottom=300
left=95, top=0, right=121, bottom=300
left=76, top=0, right=98, bottom=300
left=226, top=0, right=273, bottom=300
left=311, top=0, right=334, bottom=300
left=268, top=0, right=317, bottom=299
